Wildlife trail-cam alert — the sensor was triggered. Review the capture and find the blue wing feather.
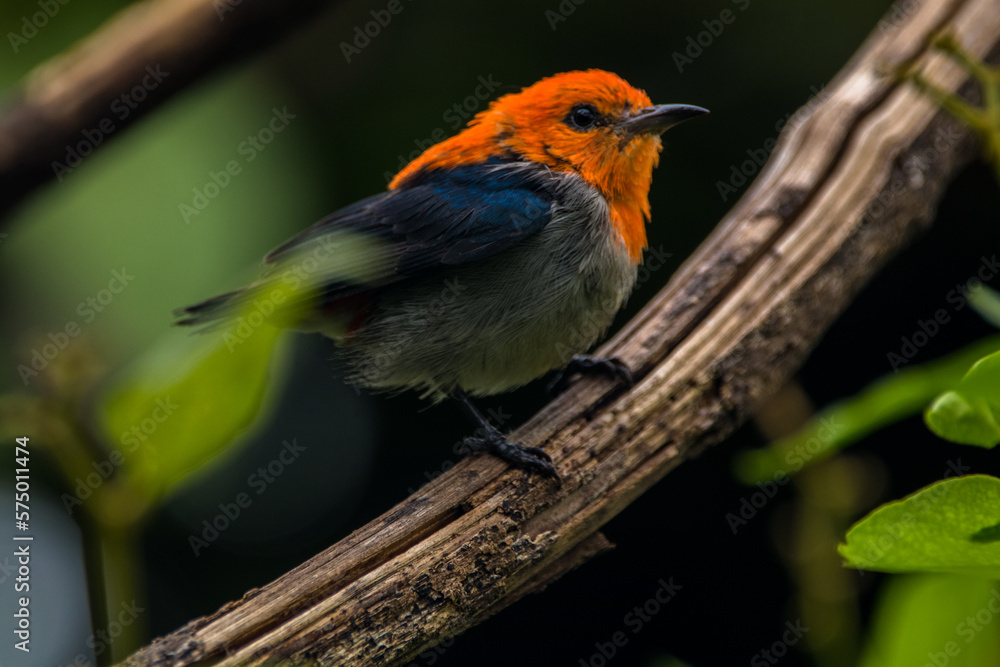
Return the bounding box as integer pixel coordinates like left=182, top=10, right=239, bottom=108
left=264, top=161, right=554, bottom=292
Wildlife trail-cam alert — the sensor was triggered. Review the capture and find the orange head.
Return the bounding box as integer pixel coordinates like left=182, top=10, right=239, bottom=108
left=390, top=70, right=707, bottom=261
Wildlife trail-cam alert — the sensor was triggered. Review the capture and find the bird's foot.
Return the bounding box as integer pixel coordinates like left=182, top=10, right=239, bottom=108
left=461, top=423, right=560, bottom=480
left=547, top=354, right=634, bottom=396
left=452, top=389, right=560, bottom=480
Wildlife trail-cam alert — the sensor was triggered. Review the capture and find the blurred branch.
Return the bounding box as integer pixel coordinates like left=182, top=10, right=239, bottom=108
left=118, top=0, right=1000, bottom=665
left=0, top=0, right=336, bottom=221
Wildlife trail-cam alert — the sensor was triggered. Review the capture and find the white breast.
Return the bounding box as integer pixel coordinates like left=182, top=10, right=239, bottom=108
left=341, top=171, right=638, bottom=399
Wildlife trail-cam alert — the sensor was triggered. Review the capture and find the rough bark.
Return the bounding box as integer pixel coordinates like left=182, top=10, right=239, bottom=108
left=109, top=0, right=999, bottom=664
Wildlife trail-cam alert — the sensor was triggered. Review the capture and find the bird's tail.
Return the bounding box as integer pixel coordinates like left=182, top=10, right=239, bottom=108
left=173, top=289, right=246, bottom=328
left=175, top=228, right=388, bottom=334
left=174, top=279, right=338, bottom=335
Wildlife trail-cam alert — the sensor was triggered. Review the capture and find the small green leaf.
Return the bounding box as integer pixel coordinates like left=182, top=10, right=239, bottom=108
left=926, top=350, right=1000, bottom=447
left=858, top=573, right=1000, bottom=667
left=926, top=391, right=1000, bottom=447
left=840, top=475, right=1000, bottom=577
left=99, top=315, right=288, bottom=502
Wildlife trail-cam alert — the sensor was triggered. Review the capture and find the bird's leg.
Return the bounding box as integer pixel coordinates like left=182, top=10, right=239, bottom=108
left=547, top=354, right=635, bottom=396
left=452, top=389, right=559, bottom=479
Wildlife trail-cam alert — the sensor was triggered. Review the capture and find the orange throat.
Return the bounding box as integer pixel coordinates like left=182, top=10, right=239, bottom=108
left=609, top=199, right=649, bottom=263
left=599, top=137, right=659, bottom=264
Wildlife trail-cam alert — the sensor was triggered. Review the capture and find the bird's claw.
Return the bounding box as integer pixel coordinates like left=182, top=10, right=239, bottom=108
left=547, top=354, right=634, bottom=396
left=462, top=425, right=560, bottom=480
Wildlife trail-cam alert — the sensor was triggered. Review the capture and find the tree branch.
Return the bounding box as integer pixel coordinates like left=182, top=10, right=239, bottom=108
left=0, top=0, right=335, bottom=220
left=120, top=0, right=999, bottom=664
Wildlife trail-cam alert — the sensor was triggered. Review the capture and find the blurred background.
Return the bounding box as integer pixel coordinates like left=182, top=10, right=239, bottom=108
left=1, top=0, right=999, bottom=665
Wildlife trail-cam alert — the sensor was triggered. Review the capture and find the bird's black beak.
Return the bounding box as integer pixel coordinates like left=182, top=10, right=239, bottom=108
left=620, top=104, right=710, bottom=136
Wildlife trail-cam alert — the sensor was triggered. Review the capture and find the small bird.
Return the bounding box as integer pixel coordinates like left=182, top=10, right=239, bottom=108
left=177, top=70, right=707, bottom=478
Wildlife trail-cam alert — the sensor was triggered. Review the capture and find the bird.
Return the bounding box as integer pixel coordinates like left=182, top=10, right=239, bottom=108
left=176, top=69, right=707, bottom=479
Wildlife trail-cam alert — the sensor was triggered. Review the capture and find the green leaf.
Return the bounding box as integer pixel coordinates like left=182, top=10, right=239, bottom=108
left=858, top=573, right=1000, bottom=667
left=926, top=349, right=1000, bottom=447
left=840, top=475, right=1000, bottom=577
left=99, top=314, right=288, bottom=503
left=734, top=336, right=1000, bottom=484
left=926, top=391, right=1000, bottom=447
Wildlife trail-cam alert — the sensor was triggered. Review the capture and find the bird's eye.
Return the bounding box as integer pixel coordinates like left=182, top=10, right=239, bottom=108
left=566, top=104, right=600, bottom=131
